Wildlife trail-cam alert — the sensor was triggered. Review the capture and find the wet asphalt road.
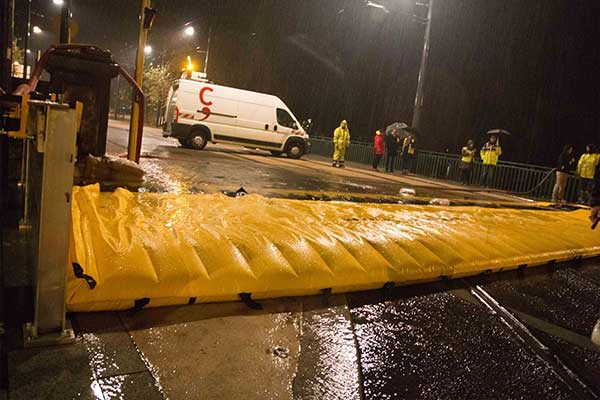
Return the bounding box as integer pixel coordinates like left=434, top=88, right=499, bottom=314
left=106, top=120, right=524, bottom=204
left=36, top=261, right=596, bottom=400
left=8, top=122, right=595, bottom=399
left=346, top=263, right=600, bottom=400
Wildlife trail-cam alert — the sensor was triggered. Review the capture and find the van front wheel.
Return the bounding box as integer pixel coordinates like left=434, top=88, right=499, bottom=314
left=189, top=128, right=209, bottom=150
left=285, top=141, right=305, bottom=159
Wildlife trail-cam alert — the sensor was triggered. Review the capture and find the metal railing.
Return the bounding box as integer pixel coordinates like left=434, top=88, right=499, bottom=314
left=309, top=136, right=585, bottom=203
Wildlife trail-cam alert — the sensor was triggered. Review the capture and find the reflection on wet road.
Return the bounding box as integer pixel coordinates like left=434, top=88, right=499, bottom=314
left=348, top=290, right=580, bottom=400
left=293, top=297, right=361, bottom=400
left=56, top=263, right=600, bottom=400
left=106, top=121, right=524, bottom=203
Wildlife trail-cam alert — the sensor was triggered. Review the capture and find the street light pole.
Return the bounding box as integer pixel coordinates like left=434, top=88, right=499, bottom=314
left=23, top=0, right=31, bottom=78
left=128, top=0, right=151, bottom=162
left=203, top=25, right=211, bottom=75
left=411, top=0, right=434, bottom=131
left=59, top=0, right=71, bottom=43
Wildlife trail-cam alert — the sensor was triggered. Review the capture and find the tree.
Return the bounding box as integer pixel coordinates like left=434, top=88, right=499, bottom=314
left=10, top=39, right=25, bottom=78
left=142, top=63, right=174, bottom=126
left=12, top=39, right=24, bottom=65
left=111, top=75, right=132, bottom=120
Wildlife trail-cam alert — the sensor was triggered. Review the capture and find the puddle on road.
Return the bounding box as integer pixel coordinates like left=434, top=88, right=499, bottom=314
left=293, top=303, right=362, bottom=400
left=344, top=181, right=376, bottom=190
left=139, top=160, right=190, bottom=194
left=82, top=333, right=117, bottom=380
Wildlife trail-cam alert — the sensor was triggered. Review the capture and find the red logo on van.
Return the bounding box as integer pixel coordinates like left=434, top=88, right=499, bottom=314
left=199, top=87, right=213, bottom=106
left=197, top=87, right=213, bottom=121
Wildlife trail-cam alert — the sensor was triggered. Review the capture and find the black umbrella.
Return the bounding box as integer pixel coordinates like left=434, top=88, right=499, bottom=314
left=486, top=129, right=511, bottom=136
left=385, top=122, right=408, bottom=136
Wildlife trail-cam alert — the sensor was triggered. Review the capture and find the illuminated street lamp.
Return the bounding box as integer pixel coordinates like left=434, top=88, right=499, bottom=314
left=53, top=0, right=65, bottom=5
left=184, top=26, right=195, bottom=36
left=32, top=26, right=42, bottom=34
left=182, top=22, right=211, bottom=75
left=365, top=1, right=390, bottom=13
left=144, top=45, right=152, bottom=55
left=186, top=55, right=195, bottom=71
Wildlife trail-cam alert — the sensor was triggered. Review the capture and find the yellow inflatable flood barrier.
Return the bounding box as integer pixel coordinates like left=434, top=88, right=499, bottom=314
left=67, top=185, right=600, bottom=311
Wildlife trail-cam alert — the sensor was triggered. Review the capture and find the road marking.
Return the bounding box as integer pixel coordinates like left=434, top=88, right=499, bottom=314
left=510, top=309, right=600, bottom=354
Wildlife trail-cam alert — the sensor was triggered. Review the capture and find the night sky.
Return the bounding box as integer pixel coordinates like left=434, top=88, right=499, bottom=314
left=24, top=0, right=600, bottom=165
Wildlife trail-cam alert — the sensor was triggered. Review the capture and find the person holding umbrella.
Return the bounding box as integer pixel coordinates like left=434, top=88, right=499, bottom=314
left=385, top=129, right=400, bottom=173
left=331, top=120, right=351, bottom=168
left=480, top=130, right=507, bottom=186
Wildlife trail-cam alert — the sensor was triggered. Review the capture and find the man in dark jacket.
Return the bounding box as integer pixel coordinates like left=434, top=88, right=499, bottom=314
left=385, top=130, right=399, bottom=173
left=591, top=161, right=600, bottom=345
left=589, top=162, right=600, bottom=225
left=584, top=158, right=600, bottom=346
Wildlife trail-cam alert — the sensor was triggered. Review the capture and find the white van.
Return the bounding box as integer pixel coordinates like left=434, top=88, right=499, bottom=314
left=162, top=76, right=310, bottom=159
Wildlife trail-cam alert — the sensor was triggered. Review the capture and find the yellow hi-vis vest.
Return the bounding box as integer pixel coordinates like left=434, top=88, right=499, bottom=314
left=403, top=137, right=415, bottom=155
left=480, top=144, right=502, bottom=165
left=461, top=147, right=475, bottom=163
left=577, top=153, right=600, bottom=179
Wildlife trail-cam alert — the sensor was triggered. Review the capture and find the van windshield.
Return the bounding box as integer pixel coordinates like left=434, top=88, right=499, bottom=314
left=276, top=108, right=296, bottom=129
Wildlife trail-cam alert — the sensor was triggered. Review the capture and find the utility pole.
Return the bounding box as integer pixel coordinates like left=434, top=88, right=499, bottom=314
left=23, top=0, right=31, bottom=78
left=411, top=0, right=434, bottom=131
left=113, top=74, right=121, bottom=120
left=1, top=0, right=14, bottom=87
left=128, top=0, right=155, bottom=162
left=1, top=0, right=16, bottom=215
left=59, top=0, right=72, bottom=43
left=203, top=25, right=211, bottom=75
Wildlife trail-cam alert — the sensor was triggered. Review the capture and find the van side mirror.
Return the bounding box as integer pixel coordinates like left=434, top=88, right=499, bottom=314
left=292, top=122, right=298, bottom=130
